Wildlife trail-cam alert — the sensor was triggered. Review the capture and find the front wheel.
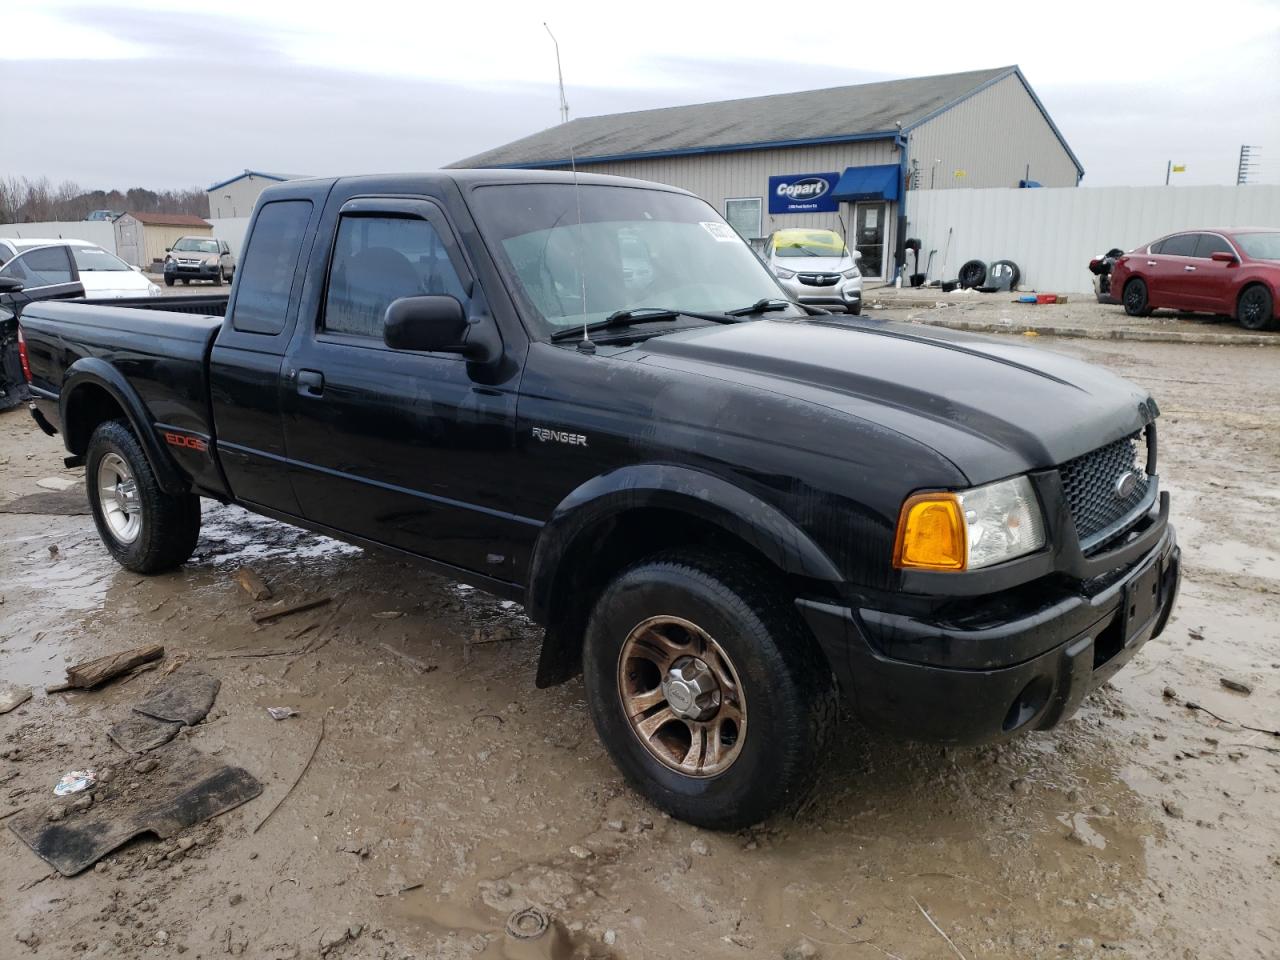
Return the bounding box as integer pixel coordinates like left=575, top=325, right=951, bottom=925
left=1123, top=277, right=1152, bottom=316
left=582, top=550, right=837, bottom=829
left=164, top=276, right=174, bottom=287
left=1237, top=285, right=1275, bottom=331
left=86, top=420, right=201, bottom=574
left=847, top=303, right=863, bottom=315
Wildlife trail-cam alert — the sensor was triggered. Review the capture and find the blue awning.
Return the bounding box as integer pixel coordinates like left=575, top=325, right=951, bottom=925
left=831, top=164, right=900, bottom=203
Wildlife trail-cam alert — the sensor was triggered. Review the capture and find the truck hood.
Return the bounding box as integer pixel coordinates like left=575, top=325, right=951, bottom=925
left=635, top=316, right=1155, bottom=484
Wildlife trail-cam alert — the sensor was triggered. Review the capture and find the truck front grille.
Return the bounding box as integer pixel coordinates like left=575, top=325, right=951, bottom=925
left=1059, top=431, right=1151, bottom=552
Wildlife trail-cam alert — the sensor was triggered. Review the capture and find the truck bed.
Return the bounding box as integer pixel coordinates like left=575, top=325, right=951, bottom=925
left=19, top=298, right=226, bottom=492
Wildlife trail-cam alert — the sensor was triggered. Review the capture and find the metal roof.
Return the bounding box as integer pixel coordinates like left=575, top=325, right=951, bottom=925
left=121, top=212, right=212, bottom=227
left=206, top=170, right=308, bottom=193
left=453, top=66, right=1081, bottom=173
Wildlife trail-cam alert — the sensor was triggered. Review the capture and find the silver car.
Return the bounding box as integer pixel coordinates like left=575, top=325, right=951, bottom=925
left=765, top=228, right=863, bottom=314
left=162, top=236, right=236, bottom=287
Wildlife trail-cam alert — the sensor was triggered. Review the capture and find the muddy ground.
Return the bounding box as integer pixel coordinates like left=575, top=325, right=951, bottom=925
left=1, top=333, right=1277, bottom=960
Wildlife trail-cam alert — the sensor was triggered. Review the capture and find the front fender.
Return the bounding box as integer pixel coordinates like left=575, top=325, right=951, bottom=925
left=61, top=359, right=187, bottom=496
left=525, top=463, right=844, bottom=625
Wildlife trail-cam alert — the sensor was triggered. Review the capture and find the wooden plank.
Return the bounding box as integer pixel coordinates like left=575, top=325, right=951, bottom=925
left=235, top=567, right=273, bottom=602
left=252, top=596, right=331, bottom=625
left=64, top=644, right=165, bottom=689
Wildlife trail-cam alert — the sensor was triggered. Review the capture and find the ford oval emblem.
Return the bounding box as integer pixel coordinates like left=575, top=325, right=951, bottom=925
left=1114, top=471, right=1138, bottom=500
left=776, top=177, right=830, bottom=201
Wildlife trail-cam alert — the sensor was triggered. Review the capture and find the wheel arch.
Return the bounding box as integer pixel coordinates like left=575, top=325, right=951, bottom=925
left=527, top=464, right=844, bottom=687
left=61, top=359, right=187, bottom=496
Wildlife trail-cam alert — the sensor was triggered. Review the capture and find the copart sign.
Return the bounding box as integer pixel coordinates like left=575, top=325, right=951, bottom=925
left=768, top=172, right=839, bottom=214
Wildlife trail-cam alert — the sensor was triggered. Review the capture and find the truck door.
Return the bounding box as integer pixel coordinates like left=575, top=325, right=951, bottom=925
left=209, top=195, right=324, bottom=514
left=280, top=197, right=522, bottom=578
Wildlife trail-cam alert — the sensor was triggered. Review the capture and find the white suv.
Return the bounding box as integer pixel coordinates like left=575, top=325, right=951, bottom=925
left=765, top=228, right=863, bottom=314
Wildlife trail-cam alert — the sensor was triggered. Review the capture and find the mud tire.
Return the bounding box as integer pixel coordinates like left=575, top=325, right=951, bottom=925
left=86, top=420, right=201, bottom=574
left=582, top=549, right=837, bottom=829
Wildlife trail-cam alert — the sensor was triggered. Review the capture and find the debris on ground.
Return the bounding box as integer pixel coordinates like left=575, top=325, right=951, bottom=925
left=1163, top=799, right=1185, bottom=819
left=133, top=672, right=221, bottom=725
left=51, top=644, right=165, bottom=691
left=1220, top=677, right=1254, bottom=695
left=9, top=745, right=261, bottom=875
left=252, top=595, right=332, bottom=624
left=53, top=770, right=97, bottom=796
left=235, top=566, right=273, bottom=602
left=109, top=714, right=184, bottom=753
left=506, top=907, right=551, bottom=941
left=0, top=681, right=32, bottom=714
left=267, top=707, right=299, bottom=721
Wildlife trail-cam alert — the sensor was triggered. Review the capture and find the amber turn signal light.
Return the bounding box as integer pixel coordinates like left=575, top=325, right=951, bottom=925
left=893, top=493, right=967, bottom=571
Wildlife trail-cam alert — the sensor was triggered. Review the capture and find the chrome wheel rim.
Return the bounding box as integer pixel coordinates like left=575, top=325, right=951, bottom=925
left=97, top=453, right=141, bottom=544
left=617, top=615, right=746, bottom=778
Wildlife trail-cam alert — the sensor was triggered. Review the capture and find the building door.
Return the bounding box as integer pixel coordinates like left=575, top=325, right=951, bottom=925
left=853, top=202, right=887, bottom=279
left=115, top=218, right=141, bottom=266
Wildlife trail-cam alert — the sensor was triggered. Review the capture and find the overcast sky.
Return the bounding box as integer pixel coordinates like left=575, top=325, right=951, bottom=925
left=4, top=0, right=1278, bottom=192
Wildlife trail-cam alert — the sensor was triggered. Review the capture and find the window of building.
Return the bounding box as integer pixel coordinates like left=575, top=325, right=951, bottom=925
left=323, top=216, right=468, bottom=340
left=724, top=198, right=763, bottom=241
left=232, top=200, right=312, bottom=335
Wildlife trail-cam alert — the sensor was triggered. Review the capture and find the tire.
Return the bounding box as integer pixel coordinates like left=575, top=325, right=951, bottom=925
left=164, top=276, right=174, bottom=287
left=1123, top=277, right=1152, bottom=317
left=85, top=420, right=201, bottom=574
left=957, top=259, right=987, bottom=289
left=847, top=303, right=862, bottom=315
left=582, top=549, right=838, bottom=829
left=211, top=270, right=223, bottom=287
left=1236, top=284, right=1275, bottom=331
left=182, top=278, right=190, bottom=285
left=987, top=259, right=1021, bottom=291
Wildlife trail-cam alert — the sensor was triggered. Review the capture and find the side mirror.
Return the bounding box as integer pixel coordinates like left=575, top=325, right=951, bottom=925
left=1210, top=251, right=1238, bottom=263
left=383, top=296, right=468, bottom=353
left=165, top=247, right=172, bottom=253
left=0, top=277, right=23, bottom=293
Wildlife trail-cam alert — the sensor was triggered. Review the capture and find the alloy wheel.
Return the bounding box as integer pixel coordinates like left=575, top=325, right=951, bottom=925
left=617, top=615, right=747, bottom=778
left=97, top=452, right=142, bottom=543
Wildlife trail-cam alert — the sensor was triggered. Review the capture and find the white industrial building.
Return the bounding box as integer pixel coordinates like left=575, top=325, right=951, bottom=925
left=206, top=170, right=307, bottom=219
left=455, top=66, right=1083, bottom=281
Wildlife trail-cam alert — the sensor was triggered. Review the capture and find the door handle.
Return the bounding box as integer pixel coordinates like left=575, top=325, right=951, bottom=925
left=1146, top=261, right=1158, bottom=266
left=1184, top=265, right=1196, bottom=272
left=297, top=369, right=325, bottom=397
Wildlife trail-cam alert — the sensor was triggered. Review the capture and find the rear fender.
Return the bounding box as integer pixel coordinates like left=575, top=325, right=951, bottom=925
left=61, top=358, right=187, bottom=496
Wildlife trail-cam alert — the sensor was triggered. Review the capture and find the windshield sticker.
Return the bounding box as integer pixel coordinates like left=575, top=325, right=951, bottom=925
left=700, top=221, right=739, bottom=243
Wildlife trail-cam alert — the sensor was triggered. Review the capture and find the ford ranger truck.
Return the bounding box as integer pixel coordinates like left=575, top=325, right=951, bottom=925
left=17, top=171, right=1181, bottom=829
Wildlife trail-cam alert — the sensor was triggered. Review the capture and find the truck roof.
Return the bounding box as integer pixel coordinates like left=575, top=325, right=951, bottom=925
left=257, top=168, right=695, bottom=201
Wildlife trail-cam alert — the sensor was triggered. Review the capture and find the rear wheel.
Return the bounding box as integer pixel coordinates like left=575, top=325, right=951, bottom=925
left=1237, top=285, right=1275, bottom=331
left=86, top=420, right=201, bottom=574
left=1123, top=278, right=1152, bottom=317
left=582, top=550, right=837, bottom=829
left=164, top=276, right=174, bottom=287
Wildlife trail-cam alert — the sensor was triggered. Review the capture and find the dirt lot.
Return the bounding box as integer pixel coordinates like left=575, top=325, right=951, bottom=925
left=1, top=334, right=1278, bottom=960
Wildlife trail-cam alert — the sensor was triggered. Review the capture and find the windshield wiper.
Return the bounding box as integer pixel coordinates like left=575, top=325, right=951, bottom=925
left=725, top=298, right=792, bottom=317
left=549, top=307, right=735, bottom=342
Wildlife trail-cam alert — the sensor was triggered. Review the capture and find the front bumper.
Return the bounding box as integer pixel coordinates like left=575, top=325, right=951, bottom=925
left=777, top=275, right=862, bottom=310
left=798, top=526, right=1180, bottom=745
left=164, top=261, right=221, bottom=279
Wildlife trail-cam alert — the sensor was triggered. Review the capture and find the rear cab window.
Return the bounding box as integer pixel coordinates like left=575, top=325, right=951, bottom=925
left=232, top=200, right=313, bottom=335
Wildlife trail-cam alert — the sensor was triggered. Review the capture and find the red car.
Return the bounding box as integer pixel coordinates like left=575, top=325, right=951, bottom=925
left=1110, top=228, right=1280, bottom=330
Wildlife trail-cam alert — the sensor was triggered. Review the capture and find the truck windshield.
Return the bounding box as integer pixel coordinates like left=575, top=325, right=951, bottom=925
left=469, top=183, right=802, bottom=339
left=173, top=238, right=220, bottom=254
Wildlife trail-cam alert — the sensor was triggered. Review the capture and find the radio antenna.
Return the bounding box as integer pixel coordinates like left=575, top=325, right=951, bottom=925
left=543, top=22, right=593, bottom=352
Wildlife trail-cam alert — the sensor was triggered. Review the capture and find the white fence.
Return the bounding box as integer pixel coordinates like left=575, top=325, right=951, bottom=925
left=0, top=220, right=118, bottom=253
left=904, top=185, right=1280, bottom=294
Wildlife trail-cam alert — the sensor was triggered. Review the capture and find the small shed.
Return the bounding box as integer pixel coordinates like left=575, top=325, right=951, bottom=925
left=114, top=212, right=213, bottom=268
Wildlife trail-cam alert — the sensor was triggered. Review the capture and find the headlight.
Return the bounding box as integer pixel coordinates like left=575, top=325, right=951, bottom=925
left=841, top=266, right=861, bottom=279
left=773, top=267, right=796, bottom=280
left=893, top=475, right=1045, bottom=571
left=164, top=255, right=174, bottom=264
left=147, top=283, right=162, bottom=296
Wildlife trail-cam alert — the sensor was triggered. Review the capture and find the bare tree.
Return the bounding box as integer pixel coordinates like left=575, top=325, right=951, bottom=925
left=0, top=176, right=210, bottom=223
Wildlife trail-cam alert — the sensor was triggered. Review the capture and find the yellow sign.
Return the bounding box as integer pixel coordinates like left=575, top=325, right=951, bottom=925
left=954, top=169, right=967, bottom=178
left=1171, top=164, right=1186, bottom=173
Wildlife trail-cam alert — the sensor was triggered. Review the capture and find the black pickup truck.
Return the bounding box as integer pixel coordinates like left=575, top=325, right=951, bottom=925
left=17, top=171, right=1180, bottom=828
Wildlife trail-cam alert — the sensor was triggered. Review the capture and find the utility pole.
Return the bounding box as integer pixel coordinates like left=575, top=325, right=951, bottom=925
left=1237, top=145, right=1260, bottom=185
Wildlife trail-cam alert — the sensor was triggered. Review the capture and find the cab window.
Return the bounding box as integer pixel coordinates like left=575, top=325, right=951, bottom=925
left=323, top=216, right=468, bottom=340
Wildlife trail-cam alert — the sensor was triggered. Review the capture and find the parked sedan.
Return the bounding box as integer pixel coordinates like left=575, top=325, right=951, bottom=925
left=162, top=236, right=235, bottom=286
left=0, top=243, right=161, bottom=299
left=1110, top=228, right=1280, bottom=330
